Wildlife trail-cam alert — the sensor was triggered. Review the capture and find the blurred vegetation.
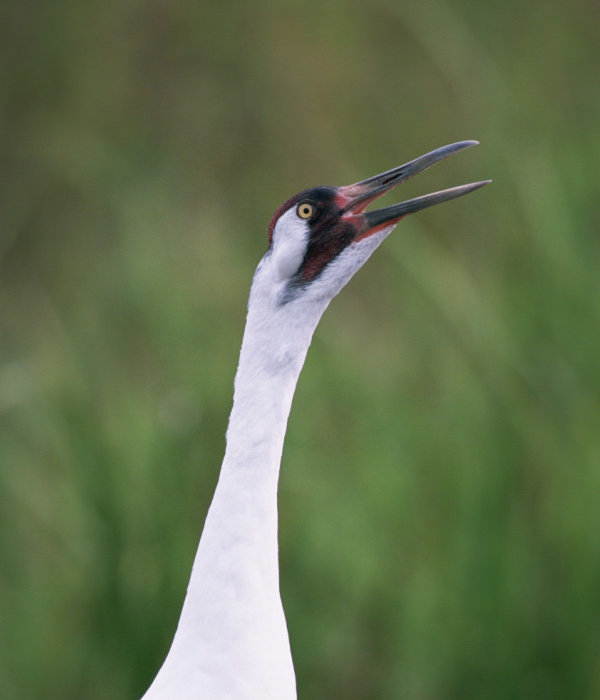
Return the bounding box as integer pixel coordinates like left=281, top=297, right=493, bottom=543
left=1, top=0, right=599, bottom=698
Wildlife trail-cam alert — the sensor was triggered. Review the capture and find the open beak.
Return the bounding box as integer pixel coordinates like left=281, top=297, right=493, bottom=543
left=337, top=141, right=490, bottom=240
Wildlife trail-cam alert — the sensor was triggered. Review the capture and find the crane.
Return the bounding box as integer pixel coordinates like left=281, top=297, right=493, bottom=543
left=142, top=141, right=489, bottom=699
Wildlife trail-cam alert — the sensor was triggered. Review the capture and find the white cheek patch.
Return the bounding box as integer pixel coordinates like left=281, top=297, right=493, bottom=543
left=271, top=209, right=310, bottom=281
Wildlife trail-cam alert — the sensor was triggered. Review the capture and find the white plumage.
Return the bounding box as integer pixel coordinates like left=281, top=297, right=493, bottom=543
left=142, top=142, right=488, bottom=699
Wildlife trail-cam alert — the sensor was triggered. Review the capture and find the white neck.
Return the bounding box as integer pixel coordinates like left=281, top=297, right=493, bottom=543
left=143, top=276, right=328, bottom=700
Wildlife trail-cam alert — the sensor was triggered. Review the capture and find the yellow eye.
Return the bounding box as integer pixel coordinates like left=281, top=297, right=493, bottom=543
left=297, top=202, right=314, bottom=219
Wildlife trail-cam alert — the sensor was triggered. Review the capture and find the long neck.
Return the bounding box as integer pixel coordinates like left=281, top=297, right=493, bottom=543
left=224, top=284, right=326, bottom=540
left=224, top=288, right=324, bottom=476
left=145, top=284, right=327, bottom=699
left=203, top=293, right=322, bottom=593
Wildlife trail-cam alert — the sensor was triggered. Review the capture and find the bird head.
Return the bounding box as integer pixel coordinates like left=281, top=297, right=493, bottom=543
left=257, top=141, right=489, bottom=305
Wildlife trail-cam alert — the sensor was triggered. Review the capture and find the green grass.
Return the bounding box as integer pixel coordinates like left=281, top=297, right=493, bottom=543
left=1, top=1, right=599, bottom=697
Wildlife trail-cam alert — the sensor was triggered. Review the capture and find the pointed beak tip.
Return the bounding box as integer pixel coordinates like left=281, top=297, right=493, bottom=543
left=344, top=142, right=489, bottom=237
left=449, top=139, right=480, bottom=153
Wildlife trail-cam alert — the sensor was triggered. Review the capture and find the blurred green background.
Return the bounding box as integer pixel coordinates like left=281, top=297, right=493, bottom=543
left=1, top=0, right=599, bottom=698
